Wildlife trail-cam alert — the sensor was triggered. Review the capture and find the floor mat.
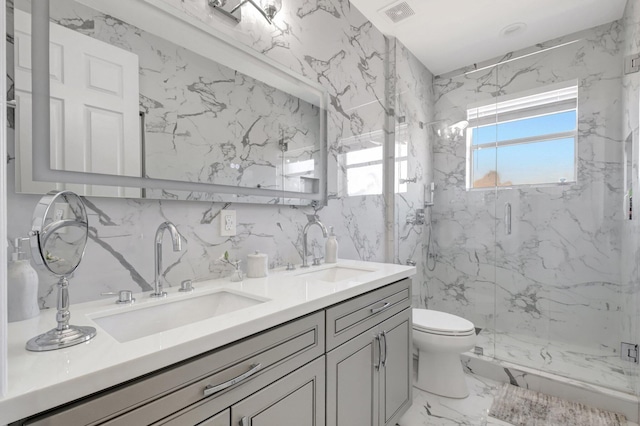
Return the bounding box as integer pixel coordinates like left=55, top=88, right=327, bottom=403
left=488, top=383, right=626, bottom=426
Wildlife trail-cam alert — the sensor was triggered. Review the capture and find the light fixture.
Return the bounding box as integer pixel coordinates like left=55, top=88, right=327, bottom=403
left=432, top=120, right=469, bottom=142
left=209, top=0, right=279, bottom=24
left=233, top=0, right=278, bottom=24
left=209, top=0, right=278, bottom=24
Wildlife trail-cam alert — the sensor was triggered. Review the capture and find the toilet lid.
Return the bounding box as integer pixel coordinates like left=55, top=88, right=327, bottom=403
left=412, top=309, right=475, bottom=335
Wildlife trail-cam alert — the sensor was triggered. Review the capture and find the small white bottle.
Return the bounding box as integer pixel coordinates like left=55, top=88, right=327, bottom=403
left=325, top=227, right=338, bottom=264
left=7, top=238, right=40, bottom=322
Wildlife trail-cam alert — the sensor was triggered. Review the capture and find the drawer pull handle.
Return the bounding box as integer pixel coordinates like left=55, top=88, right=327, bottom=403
left=203, top=363, right=262, bottom=397
left=370, top=302, right=391, bottom=314
left=240, top=416, right=249, bottom=426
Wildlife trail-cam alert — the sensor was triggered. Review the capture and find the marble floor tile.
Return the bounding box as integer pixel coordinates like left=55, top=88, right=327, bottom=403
left=397, top=373, right=510, bottom=426
left=474, top=329, right=632, bottom=393
left=397, top=372, right=639, bottom=426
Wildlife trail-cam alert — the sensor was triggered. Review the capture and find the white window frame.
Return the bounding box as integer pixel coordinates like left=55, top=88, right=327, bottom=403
left=339, top=126, right=409, bottom=197
left=466, top=81, right=578, bottom=190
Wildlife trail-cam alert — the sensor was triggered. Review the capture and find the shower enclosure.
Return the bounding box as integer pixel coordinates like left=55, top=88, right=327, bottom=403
left=428, top=17, right=640, bottom=398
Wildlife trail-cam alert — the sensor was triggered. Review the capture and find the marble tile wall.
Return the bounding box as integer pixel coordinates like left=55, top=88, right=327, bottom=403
left=393, top=41, right=434, bottom=307
left=621, top=0, right=640, bottom=399
left=429, top=22, right=625, bottom=352
left=5, top=0, right=394, bottom=308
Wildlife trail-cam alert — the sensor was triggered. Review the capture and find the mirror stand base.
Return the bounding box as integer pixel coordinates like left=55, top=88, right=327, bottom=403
left=26, top=325, right=97, bottom=352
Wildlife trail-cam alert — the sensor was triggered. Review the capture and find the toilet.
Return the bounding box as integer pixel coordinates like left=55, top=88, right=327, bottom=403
left=412, top=308, right=476, bottom=398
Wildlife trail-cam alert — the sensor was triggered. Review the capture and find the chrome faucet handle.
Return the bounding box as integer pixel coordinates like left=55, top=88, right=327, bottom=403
left=152, top=221, right=182, bottom=298
left=301, top=216, right=328, bottom=269
left=100, top=290, right=135, bottom=305
left=179, top=279, right=194, bottom=292
left=312, top=256, right=323, bottom=266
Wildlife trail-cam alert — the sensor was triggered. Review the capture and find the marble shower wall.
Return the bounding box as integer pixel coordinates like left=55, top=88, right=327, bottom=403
left=6, top=0, right=394, bottom=308
left=621, top=0, right=640, bottom=397
left=393, top=41, right=434, bottom=307
left=429, top=22, right=624, bottom=352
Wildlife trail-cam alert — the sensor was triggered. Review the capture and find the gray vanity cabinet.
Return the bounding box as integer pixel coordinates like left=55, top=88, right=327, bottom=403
left=326, top=326, right=380, bottom=426
left=163, top=356, right=325, bottom=426
left=195, top=409, right=230, bottom=426
left=325, top=279, right=412, bottom=426
left=21, top=312, right=324, bottom=426
left=378, top=310, right=412, bottom=425
left=16, top=278, right=412, bottom=426
left=230, top=356, right=325, bottom=426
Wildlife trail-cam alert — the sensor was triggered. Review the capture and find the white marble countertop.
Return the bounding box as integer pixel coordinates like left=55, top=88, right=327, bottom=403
left=0, top=259, right=414, bottom=424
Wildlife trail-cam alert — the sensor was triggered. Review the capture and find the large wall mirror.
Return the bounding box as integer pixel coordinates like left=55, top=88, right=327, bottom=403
left=11, top=0, right=327, bottom=205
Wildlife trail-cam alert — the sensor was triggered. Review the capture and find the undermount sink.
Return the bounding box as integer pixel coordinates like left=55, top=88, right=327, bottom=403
left=295, top=265, right=375, bottom=283
left=92, top=290, right=266, bottom=343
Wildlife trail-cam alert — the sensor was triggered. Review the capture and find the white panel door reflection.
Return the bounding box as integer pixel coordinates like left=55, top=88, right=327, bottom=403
left=14, top=8, right=140, bottom=197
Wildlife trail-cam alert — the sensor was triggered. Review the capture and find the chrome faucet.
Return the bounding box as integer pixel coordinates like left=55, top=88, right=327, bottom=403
left=151, top=221, right=182, bottom=298
left=301, top=215, right=327, bottom=268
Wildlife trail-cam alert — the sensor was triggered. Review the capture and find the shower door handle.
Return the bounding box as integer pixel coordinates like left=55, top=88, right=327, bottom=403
left=504, top=203, right=512, bottom=235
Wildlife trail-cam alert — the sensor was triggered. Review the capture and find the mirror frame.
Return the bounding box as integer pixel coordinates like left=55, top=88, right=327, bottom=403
left=29, top=190, right=89, bottom=276
left=29, top=0, right=328, bottom=205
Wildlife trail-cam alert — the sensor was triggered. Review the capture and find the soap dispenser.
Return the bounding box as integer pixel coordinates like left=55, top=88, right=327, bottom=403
left=325, top=227, right=338, bottom=264
left=7, top=237, right=40, bottom=322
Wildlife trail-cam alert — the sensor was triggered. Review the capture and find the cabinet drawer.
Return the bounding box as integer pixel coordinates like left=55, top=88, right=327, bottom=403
left=170, top=356, right=325, bottom=426
left=23, top=312, right=324, bottom=426
left=325, top=279, right=411, bottom=350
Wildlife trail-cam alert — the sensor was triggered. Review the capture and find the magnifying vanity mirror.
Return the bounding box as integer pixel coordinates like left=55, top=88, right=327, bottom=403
left=26, top=190, right=95, bottom=351
left=11, top=0, right=328, bottom=205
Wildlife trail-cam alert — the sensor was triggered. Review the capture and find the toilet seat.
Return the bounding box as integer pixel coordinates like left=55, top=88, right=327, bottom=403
left=412, top=309, right=475, bottom=337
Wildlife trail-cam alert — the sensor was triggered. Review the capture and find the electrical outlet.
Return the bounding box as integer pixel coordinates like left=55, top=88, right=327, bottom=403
left=54, top=203, right=70, bottom=234
left=220, top=210, right=236, bottom=236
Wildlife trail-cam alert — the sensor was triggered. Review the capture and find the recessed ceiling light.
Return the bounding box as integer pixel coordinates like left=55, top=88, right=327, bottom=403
left=499, top=22, right=527, bottom=38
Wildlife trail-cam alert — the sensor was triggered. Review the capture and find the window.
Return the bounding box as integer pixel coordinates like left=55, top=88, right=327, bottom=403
left=466, top=83, right=578, bottom=189
left=339, top=126, right=409, bottom=197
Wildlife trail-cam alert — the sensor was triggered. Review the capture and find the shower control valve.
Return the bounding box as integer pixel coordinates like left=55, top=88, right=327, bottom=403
left=406, top=209, right=425, bottom=226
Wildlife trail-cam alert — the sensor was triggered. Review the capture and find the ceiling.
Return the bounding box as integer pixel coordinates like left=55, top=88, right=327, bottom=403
left=349, top=0, right=628, bottom=76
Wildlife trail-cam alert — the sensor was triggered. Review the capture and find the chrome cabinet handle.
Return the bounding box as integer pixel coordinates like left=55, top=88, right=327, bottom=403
left=240, top=416, right=249, bottom=426
left=375, top=334, right=382, bottom=370
left=203, top=363, right=262, bottom=397
left=371, top=302, right=391, bottom=314
left=504, top=202, right=512, bottom=235
left=381, top=331, right=388, bottom=367
left=6, top=100, right=16, bottom=109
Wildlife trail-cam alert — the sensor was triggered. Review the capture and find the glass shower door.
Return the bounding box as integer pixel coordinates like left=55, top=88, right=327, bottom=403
left=492, top=44, right=630, bottom=393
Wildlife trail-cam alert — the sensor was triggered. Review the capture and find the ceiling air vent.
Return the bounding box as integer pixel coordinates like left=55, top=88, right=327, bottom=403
left=381, top=1, right=415, bottom=24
